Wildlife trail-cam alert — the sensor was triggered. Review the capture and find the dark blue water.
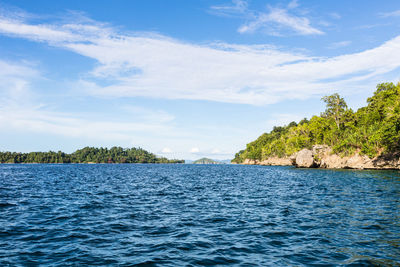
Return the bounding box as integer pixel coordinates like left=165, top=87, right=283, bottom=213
left=0, top=164, right=399, bottom=266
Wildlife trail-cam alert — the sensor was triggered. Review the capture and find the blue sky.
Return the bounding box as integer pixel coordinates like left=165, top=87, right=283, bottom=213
left=0, top=0, right=400, bottom=160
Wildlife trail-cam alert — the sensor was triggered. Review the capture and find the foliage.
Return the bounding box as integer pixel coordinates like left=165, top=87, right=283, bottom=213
left=321, top=93, right=348, bottom=129
left=0, top=147, right=184, bottom=164
left=233, top=82, right=400, bottom=163
left=193, top=158, right=223, bottom=164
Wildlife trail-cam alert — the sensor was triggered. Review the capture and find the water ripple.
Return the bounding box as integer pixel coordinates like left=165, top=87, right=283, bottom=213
left=0, top=164, right=399, bottom=266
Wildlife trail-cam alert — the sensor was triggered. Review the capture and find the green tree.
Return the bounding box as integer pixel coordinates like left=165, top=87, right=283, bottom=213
left=321, top=93, right=348, bottom=129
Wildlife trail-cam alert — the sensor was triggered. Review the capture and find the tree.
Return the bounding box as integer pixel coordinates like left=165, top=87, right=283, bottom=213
left=321, top=93, right=348, bottom=129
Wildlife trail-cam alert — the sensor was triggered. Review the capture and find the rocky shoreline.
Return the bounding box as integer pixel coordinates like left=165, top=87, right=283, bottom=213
left=239, top=145, right=400, bottom=170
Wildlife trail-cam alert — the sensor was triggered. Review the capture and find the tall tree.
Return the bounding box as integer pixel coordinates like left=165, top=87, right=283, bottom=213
left=321, top=93, right=348, bottom=129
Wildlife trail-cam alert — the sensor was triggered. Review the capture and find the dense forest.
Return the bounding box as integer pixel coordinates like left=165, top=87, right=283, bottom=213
left=0, top=146, right=184, bottom=164
left=233, top=82, right=400, bottom=163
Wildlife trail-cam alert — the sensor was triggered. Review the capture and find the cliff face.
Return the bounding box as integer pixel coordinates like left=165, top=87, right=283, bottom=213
left=241, top=145, right=400, bottom=170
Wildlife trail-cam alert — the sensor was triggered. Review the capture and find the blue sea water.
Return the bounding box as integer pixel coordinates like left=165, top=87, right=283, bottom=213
left=0, top=164, right=399, bottom=266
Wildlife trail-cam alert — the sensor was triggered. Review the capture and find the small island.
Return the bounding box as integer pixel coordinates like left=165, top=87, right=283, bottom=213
left=193, top=158, right=224, bottom=164
left=0, top=146, right=184, bottom=164
left=232, top=82, right=400, bottom=170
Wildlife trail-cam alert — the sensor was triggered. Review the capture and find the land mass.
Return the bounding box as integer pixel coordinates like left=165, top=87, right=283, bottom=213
left=193, top=158, right=224, bottom=164
left=0, top=147, right=184, bottom=164
left=232, top=82, right=400, bottom=170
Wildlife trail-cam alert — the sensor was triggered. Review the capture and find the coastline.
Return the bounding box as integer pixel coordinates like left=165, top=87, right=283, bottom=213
left=236, top=145, right=400, bottom=170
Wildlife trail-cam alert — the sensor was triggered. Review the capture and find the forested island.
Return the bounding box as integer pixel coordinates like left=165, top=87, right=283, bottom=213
left=0, top=147, right=184, bottom=164
left=193, top=158, right=224, bottom=164
left=233, top=82, right=400, bottom=169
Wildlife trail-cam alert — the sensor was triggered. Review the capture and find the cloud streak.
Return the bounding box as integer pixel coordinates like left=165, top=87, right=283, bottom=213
left=211, top=0, right=323, bottom=36
left=379, top=9, right=400, bottom=18
left=238, top=7, right=324, bottom=35
left=0, top=59, right=182, bottom=148
left=0, top=10, right=399, bottom=107
left=0, top=104, right=179, bottom=142
left=328, top=40, right=352, bottom=49
left=209, top=0, right=248, bottom=17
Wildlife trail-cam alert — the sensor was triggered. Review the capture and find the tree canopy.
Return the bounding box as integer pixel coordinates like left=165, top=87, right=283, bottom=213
left=321, top=93, right=348, bottom=129
left=0, top=147, right=184, bottom=164
left=233, top=82, right=400, bottom=163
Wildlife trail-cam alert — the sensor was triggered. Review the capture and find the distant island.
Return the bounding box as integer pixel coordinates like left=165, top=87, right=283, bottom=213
left=193, top=158, right=225, bottom=164
left=0, top=147, right=184, bottom=164
left=233, top=82, right=400, bottom=170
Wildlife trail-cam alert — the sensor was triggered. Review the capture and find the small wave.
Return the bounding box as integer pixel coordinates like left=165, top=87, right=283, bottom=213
left=0, top=164, right=399, bottom=265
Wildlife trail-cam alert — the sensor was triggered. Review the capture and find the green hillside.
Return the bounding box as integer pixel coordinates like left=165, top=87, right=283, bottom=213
left=193, top=158, right=223, bottom=164
left=0, top=146, right=184, bottom=164
left=233, top=82, right=400, bottom=163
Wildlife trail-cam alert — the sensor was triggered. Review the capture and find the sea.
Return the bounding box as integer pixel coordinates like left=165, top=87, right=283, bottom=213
left=0, top=164, right=399, bottom=266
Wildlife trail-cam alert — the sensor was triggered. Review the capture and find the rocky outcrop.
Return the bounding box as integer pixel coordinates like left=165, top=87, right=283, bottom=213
left=240, top=145, right=400, bottom=170
left=242, top=157, right=292, bottom=166
left=259, top=157, right=292, bottom=166
left=370, top=152, right=400, bottom=169
left=242, top=159, right=258, bottom=165
left=295, top=149, right=316, bottom=168
left=301, top=145, right=400, bottom=169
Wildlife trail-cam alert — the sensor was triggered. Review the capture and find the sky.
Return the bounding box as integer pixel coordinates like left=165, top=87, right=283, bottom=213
left=0, top=0, right=400, bottom=160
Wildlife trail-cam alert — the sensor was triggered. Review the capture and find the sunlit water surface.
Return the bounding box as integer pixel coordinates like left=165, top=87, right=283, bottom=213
left=0, top=164, right=399, bottom=266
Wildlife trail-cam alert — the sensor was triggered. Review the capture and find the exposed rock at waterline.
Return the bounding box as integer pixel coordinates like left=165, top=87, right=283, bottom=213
left=295, top=149, right=316, bottom=168
left=242, top=157, right=292, bottom=166
left=240, top=145, right=400, bottom=170
left=260, top=157, right=292, bottom=166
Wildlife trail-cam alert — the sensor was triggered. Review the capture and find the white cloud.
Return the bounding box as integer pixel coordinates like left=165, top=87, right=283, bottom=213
left=161, top=147, right=172, bottom=153
left=210, top=1, right=322, bottom=36
left=211, top=148, right=221, bottom=154
left=379, top=10, right=400, bottom=18
left=0, top=105, right=177, bottom=141
left=0, top=59, right=182, bottom=144
left=287, top=0, right=299, bottom=10
left=329, top=12, right=341, bottom=19
left=190, top=147, right=200, bottom=153
left=239, top=7, right=324, bottom=35
left=0, top=18, right=76, bottom=43
left=0, top=59, right=37, bottom=77
left=121, top=105, right=175, bottom=123
left=355, top=23, right=391, bottom=30
left=328, top=40, right=352, bottom=49
left=0, top=59, right=39, bottom=108
left=210, top=0, right=248, bottom=16
left=265, top=113, right=305, bottom=130
left=0, top=11, right=400, bottom=107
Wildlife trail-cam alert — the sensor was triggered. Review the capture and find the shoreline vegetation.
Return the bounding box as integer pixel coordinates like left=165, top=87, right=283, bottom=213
left=0, top=147, right=184, bottom=164
left=232, top=82, right=400, bottom=170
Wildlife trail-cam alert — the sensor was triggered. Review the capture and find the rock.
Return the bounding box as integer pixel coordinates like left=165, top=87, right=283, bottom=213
left=243, top=159, right=258, bottom=165
left=259, top=157, right=292, bottom=166
left=345, top=154, right=373, bottom=169
left=372, top=152, right=400, bottom=169
left=320, top=154, right=346, bottom=169
left=240, top=146, right=400, bottom=170
left=289, top=153, right=297, bottom=165
left=295, top=149, right=316, bottom=168
left=242, top=159, right=251, bottom=165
